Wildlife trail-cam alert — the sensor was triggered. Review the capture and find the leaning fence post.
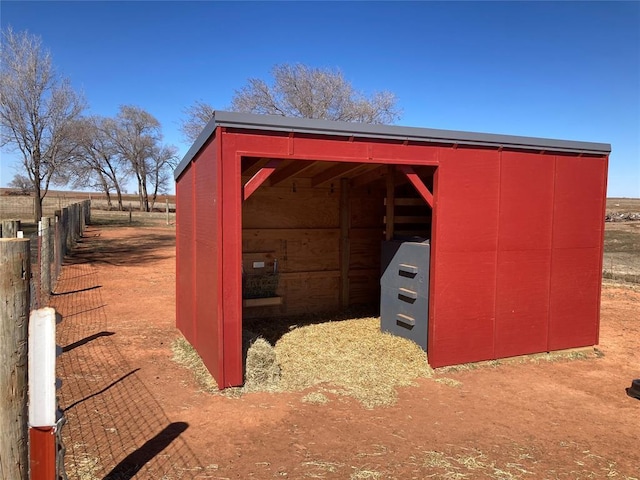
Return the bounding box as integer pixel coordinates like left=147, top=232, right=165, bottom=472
left=0, top=238, right=30, bottom=480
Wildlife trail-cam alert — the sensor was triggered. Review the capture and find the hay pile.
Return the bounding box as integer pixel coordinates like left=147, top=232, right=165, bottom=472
left=173, top=316, right=433, bottom=408
left=275, top=317, right=432, bottom=408
left=244, top=337, right=281, bottom=392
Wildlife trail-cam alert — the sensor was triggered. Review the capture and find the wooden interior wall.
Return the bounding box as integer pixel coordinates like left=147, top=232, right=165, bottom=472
left=241, top=173, right=385, bottom=318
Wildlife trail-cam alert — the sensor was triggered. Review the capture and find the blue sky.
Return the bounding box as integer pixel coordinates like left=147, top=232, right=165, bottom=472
left=1, top=1, right=639, bottom=197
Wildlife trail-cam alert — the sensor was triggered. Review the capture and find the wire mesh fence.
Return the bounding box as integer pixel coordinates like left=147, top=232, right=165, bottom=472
left=1, top=200, right=91, bottom=310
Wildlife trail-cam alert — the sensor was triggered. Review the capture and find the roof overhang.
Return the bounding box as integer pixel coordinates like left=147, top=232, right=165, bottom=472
left=175, top=111, right=612, bottom=180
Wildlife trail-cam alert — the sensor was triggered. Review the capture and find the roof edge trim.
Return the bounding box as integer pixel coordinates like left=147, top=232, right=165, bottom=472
left=175, top=111, right=611, bottom=180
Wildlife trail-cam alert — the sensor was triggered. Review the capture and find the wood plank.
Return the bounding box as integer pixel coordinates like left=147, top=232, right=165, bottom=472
left=397, top=165, right=434, bottom=207
left=386, top=165, right=395, bottom=240
left=340, top=178, right=350, bottom=308
left=384, top=197, right=426, bottom=206
left=311, top=163, right=364, bottom=187
left=243, top=297, right=283, bottom=308
left=243, top=159, right=282, bottom=200
left=350, top=165, right=387, bottom=189
left=268, top=160, right=318, bottom=186
left=279, top=270, right=341, bottom=279
left=241, top=158, right=263, bottom=175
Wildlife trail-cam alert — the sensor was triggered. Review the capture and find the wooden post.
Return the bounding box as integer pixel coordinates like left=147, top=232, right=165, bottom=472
left=385, top=166, right=395, bottom=241
left=40, top=217, right=52, bottom=299
left=84, top=199, right=91, bottom=226
left=0, top=238, right=30, bottom=480
left=129, top=202, right=132, bottom=224
left=166, top=198, right=170, bottom=225
left=339, top=178, right=351, bottom=309
left=2, top=220, right=21, bottom=238
left=54, top=211, right=62, bottom=275
left=61, top=207, right=69, bottom=256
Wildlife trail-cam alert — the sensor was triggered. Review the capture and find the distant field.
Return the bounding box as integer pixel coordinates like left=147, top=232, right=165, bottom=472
left=604, top=198, right=640, bottom=283
left=606, top=197, right=640, bottom=214
left=0, top=190, right=175, bottom=222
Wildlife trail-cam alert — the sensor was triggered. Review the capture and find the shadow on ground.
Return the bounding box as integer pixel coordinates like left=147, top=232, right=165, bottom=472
left=53, top=235, right=204, bottom=479
left=64, top=227, right=174, bottom=267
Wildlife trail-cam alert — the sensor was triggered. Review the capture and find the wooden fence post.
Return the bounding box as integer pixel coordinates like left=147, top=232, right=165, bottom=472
left=40, top=217, right=52, bottom=299
left=2, top=220, right=21, bottom=238
left=53, top=211, right=62, bottom=277
left=0, top=238, right=30, bottom=480
left=61, top=207, right=69, bottom=256
left=84, top=199, right=91, bottom=227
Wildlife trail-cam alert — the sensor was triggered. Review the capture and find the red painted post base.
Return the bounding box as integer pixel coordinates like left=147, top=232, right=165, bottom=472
left=29, top=426, right=56, bottom=479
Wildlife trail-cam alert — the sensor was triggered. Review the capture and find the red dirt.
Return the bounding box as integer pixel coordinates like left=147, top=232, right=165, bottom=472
left=55, top=224, right=640, bottom=479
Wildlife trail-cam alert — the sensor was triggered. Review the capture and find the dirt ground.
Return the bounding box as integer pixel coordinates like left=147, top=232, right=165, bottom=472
left=54, top=223, right=640, bottom=480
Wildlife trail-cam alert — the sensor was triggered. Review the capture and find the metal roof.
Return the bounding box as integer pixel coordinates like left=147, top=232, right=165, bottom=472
left=175, top=111, right=611, bottom=180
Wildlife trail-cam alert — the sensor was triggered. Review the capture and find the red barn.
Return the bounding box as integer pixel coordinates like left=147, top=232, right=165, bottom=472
left=174, top=111, right=610, bottom=389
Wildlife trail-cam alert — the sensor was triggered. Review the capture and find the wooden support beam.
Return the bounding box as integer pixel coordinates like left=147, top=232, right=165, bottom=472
left=339, top=178, right=351, bottom=308
left=241, top=158, right=262, bottom=175
left=268, top=160, right=317, bottom=187
left=397, top=165, right=434, bottom=208
left=385, top=166, right=395, bottom=241
left=243, top=159, right=282, bottom=201
left=311, top=163, right=364, bottom=187
left=350, top=165, right=387, bottom=189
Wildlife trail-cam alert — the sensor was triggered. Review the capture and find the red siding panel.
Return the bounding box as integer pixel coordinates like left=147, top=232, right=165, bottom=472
left=494, top=152, right=554, bottom=358
left=495, top=249, right=551, bottom=357
left=548, top=156, right=606, bottom=350
left=436, top=149, right=501, bottom=252
left=176, top=164, right=195, bottom=346
left=429, top=251, right=497, bottom=367
left=194, top=139, right=223, bottom=386
left=549, top=247, right=601, bottom=350
left=498, top=152, right=555, bottom=251
left=553, top=156, right=607, bottom=249
left=429, top=148, right=500, bottom=367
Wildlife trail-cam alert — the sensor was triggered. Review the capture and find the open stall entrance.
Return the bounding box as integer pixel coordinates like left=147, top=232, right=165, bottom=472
left=240, top=156, right=436, bottom=348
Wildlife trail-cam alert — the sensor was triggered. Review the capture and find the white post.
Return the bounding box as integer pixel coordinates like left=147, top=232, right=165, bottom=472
left=28, top=307, right=57, bottom=427
left=28, top=307, right=59, bottom=479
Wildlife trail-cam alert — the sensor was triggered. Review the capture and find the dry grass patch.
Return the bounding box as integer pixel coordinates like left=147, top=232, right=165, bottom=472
left=171, top=336, right=218, bottom=394
left=275, top=317, right=433, bottom=408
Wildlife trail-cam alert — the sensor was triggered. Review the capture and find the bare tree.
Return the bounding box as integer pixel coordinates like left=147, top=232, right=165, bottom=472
left=147, top=144, right=178, bottom=210
left=109, top=106, right=160, bottom=212
left=70, top=116, right=129, bottom=210
left=231, top=63, right=401, bottom=123
left=0, top=27, right=85, bottom=220
left=180, top=100, right=215, bottom=143
left=180, top=63, right=401, bottom=144
left=8, top=173, right=33, bottom=195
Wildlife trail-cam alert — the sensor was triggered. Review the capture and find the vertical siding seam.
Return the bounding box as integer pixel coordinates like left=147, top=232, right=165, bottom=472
left=492, top=150, right=502, bottom=359
left=547, top=155, right=558, bottom=352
